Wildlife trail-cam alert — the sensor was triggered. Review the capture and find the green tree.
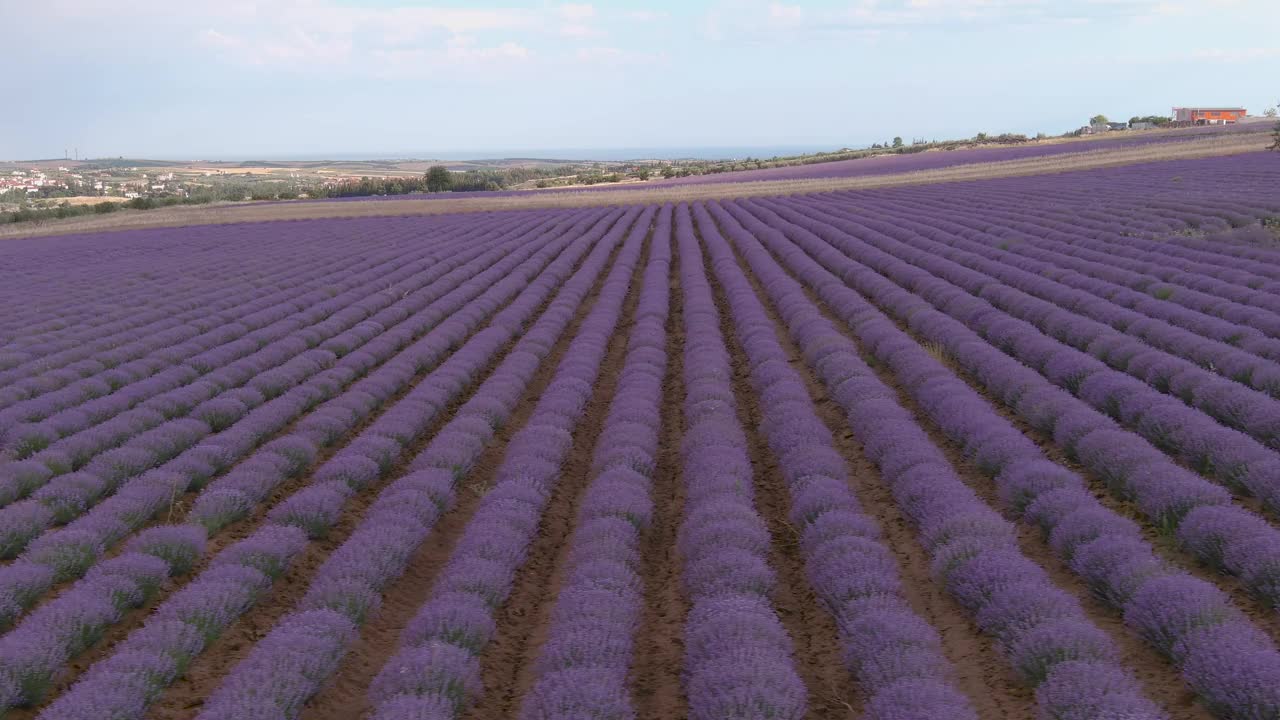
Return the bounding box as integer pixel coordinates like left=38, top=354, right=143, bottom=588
left=425, top=166, right=452, bottom=192
left=892, top=136, right=904, bottom=148
left=636, top=168, right=651, bottom=180
left=1265, top=106, right=1278, bottom=118
left=1090, top=114, right=1109, bottom=124
left=975, top=132, right=988, bottom=142
left=1272, top=100, right=1280, bottom=152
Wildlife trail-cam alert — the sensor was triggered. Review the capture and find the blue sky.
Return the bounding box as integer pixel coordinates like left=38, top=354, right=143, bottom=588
left=1, top=0, right=1276, bottom=160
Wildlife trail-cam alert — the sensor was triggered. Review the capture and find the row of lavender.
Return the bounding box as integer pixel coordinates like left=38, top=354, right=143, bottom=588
left=718, top=197, right=1280, bottom=717
left=161, top=205, right=650, bottom=719
left=0, top=209, right=621, bottom=712
left=0, top=217, right=474, bottom=387
left=0, top=219, right=508, bottom=524
left=0, top=214, right=523, bottom=347
left=752, top=191, right=1280, bottom=613
left=0, top=210, right=577, bottom=640
left=771, top=195, right=1280, bottom=516
left=684, top=205, right=982, bottom=718
left=697, top=203, right=1167, bottom=717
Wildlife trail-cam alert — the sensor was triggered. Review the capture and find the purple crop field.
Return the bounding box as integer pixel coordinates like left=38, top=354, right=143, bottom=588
left=1, top=150, right=1280, bottom=720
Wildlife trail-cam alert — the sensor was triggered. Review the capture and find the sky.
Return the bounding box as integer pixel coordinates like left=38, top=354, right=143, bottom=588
left=1, top=0, right=1277, bottom=160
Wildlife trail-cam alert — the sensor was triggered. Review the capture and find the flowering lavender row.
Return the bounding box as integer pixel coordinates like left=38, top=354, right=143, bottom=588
left=0, top=219, right=582, bottom=711
left=752, top=197, right=1280, bottom=571
left=851, top=185, right=1280, bottom=335
left=725, top=198, right=1280, bottom=718
left=814, top=194, right=1280, bottom=390
left=997, top=228, right=1280, bottom=337
left=790, top=198, right=1280, bottom=458
left=693, top=202, right=985, bottom=719
left=195, top=206, right=648, bottom=720
left=0, top=219, right=556, bottom=568
left=0, top=213, right=585, bottom=634
left=519, top=205, right=672, bottom=719
left=0, top=214, right=531, bottom=490
left=806, top=191, right=1280, bottom=362
left=187, top=208, right=610, bottom=531
left=0, top=234, right=347, bottom=380
left=0, top=212, right=519, bottom=432
left=751, top=195, right=1280, bottom=675
left=352, top=209, right=654, bottom=720
left=706, top=201, right=1161, bottom=717
left=34, top=208, right=636, bottom=720
left=0, top=212, right=519, bottom=364
left=896, top=191, right=1280, bottom=289
left=0, top=213, right=511, bottom=442
left=0, top=222, right=333, bottom=335
left=857, top=183, right=1280, bottom=286
left=0, top=212, right=536, bottom=415
left=670, top=205, right=807, bottom=720
left=0, top=220, right=514, bottom=509
left=871, top=152, right=1280, bottom=248
left=0, top=223, right=423, bottom=407
left=757, top=198, right=1280, bottom=510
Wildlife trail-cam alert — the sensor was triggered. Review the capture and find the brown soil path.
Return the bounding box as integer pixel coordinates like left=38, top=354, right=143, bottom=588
left=463, top=221, right=652, bottom=720
left=738, top=211, right=1214, bottom=720
left=628, top=222, right=689, bottom=720
left=5, top=234, right=576, bottom=720
left=146, top=233, right=597, bottom=718
left=296, top=224, right=630, bottom=720
left=698, top=230, right=861, bottom=720
left=707, top=220, right=1026, bottom=718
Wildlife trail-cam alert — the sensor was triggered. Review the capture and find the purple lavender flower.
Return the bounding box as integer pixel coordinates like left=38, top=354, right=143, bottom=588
left=369, top=641, right=483, bottom=713
left=863, top=678, right=979, bottom=720
left=125, top=524, right=207, bottom=575
left=1124, top=575, right=1239, bottom=658
left=520, top=667, right=633, bottom=720
left=1006, top=618, right=1117, bottom=686
left=1035, top=660, right=1167, bottom=720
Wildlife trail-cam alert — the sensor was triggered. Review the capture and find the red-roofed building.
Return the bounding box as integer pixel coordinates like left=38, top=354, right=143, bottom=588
left=1173, top=107, right=1247, bottom=124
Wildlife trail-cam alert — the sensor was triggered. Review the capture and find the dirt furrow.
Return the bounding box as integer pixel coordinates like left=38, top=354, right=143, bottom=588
left=628, top=224, right=689, bottom=720
left=920, top=340, right=1280, bottom=648
left=140, top=236, right=593, bottom=719
left=464, top=223, right=652, bottom=720
left=6, top=242, right=556, bottom=719
left=297, top=229, right=630, bottom=720
left=743, top=217, right=1214, bottom=719
left=697, top=204, right=1032, bottom=717
left=698, top=231, right=860, bottom=720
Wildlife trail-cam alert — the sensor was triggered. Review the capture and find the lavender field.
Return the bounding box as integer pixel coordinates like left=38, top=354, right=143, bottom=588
left=3, top=152, right=1280, bottom=720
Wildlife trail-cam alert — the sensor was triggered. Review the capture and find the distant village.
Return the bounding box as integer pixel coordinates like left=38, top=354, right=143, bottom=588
left=1078, top=106, right=1264, bottom=135
left=0, top=167, right=198, bottom=202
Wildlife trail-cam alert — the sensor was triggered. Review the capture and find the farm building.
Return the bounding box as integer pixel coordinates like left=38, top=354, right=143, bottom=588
left=1173, top=107, right=1247, bottom=124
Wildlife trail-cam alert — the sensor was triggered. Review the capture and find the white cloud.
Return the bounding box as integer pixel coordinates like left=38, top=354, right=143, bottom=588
left=7, top=1, right=628, bottom=74
left=624, top=10, right=670, bottom=22
left=1190, top=46, right=1280, bottom=62
left=701, top=0, right=1277, bottom=39
left=769, top=3, right=804, bottom=22
left=557, top=3, right=601, bottom=38
left=572, top=46, right=667, bottom=66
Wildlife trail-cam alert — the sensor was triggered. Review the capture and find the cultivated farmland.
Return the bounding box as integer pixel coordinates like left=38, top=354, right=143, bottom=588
left=2, top=152, right=1280, bottom=720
